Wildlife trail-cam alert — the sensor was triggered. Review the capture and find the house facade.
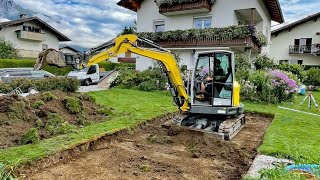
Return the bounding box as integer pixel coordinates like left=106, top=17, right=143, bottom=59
left=59, top=46, right=80, bottom=55
left=117, top=0, right=283, bottom=70
left=270, top=12, right=320, bottom=66
left=0, top=15, right=71, bottom=58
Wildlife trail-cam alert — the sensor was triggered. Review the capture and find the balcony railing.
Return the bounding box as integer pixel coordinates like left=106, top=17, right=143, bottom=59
left=289, top=44, right=320, bottom=55
left=159, top=0, right=211, bottom=15
left=16, top=30, right=44, bottom=41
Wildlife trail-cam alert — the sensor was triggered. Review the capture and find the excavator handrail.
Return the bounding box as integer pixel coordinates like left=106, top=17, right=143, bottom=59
left=87, top=34, right=190, bottom=112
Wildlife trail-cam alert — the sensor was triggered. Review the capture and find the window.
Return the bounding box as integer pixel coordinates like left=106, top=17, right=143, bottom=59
left=154, top=20, right=165, bottom=32
left=42, top=44, right=48, bottom=51
left=194, top=16, right=212, bottom=29
left=23, top=25, right=41, bottom=33
left=298, top=60, right=303, bottom=65
left=294, top=38, right=312, bottom=53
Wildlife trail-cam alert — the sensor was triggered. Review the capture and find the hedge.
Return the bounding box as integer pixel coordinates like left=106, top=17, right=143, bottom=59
left=0, top=59, right=136, bottom=76
left=0, top=77, right=80, bottom=93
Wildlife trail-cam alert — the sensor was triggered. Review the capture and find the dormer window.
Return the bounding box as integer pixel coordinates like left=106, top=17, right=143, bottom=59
left=154, top=20, right=165, bottom=32
left=194, top=16, right=212, bottom=29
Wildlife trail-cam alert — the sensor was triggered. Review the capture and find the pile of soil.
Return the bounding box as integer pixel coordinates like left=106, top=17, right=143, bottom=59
left=26, top=113, right=272, bottom=180
left=0, top=90, right=108, bottom=149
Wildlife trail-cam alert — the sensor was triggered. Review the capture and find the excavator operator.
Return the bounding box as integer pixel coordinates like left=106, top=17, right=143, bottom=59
left=196, top=59, right=225, bottom=100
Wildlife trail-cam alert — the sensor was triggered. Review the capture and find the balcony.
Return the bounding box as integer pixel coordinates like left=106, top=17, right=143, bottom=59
left=289, top=44, right=320, bottom=56
left=158, top=0, right=212, bottom=16
left=137, top=25, right=267, bottom=51
left=156, top=36, right=260, bottom=50
left=118, top=57, right=136, bottom=63
left=16, top=30, right=44, bottom=41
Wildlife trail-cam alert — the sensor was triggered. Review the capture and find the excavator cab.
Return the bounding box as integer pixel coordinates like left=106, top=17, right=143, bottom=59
left=190, top=50, right=243, bottom=116
left=176, top=50, right=245, bottom=140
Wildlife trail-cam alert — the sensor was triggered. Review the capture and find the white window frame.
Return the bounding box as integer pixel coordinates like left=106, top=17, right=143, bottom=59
left=193, top=16, right=212, bottom=29
left=153, top=19, right=165, bottom=32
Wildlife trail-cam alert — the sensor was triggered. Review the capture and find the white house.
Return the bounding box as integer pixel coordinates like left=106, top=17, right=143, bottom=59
left=0, top=15, right=71, bottom=58
left=117, top=0, right=283, bottom=71
left=59, top=46, right=80, bottom=55
left=270, top=12, right=320, bottom=66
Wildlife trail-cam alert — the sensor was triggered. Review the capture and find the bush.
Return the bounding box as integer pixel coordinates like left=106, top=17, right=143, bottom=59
left=139, top=80, right=159, bottom=91
left=41, top=91, right=57, bottom=102
left=0, top=59, right=133, bottom=76
left=0, top=38, right=19, bottom=59
left=268, top=70, right=298, bottom=102
left=98, top=61, right=135, bottom=71
left=253, top=54, right=275, bottom=70
left=240, top=81, right=258, bottom=102
left=278, top=63, right=305, bottom=80
left=247, top=70, right=298, bottom=103
left=64, top=97, right=83, bottom=114
left=304, top=67, right=320, bottom=86
left=0, top=77, right=80, bottom=94
left=114, top=67, right=167, bottom=91
left=235, top=53, right=251, bottom=81
left=20, top=128, right=40, bottom=145
left=32, top=100, right=45, bottom=109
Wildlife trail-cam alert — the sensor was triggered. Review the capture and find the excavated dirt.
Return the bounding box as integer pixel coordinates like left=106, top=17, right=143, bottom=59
left=0, top=90, right=108, bottom=149
left=24, top=113, right=272, bottom=180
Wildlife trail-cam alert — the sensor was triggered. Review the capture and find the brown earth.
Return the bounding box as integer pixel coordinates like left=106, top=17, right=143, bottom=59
left=0, top=90, right=108, bottom=149
left=24, top=113, right=272, bottom=180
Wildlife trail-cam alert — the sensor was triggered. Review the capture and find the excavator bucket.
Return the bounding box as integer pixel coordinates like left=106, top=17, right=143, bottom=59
left=34, top=49, right=67, bottom=70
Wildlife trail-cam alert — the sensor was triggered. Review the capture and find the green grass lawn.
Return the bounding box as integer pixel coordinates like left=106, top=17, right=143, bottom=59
left=246, top=90, right=320, bottom=164
left=0, top=88, right=176, bottom=165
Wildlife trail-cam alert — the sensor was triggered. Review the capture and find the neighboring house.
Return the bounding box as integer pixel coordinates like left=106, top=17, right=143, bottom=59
left=117, top=0, right=283, bottom=70
left=59, top=46, right=80, bottom=55
left=270, top=12, right=320, bottom=66
left=0, top=14, right=71, bottom=58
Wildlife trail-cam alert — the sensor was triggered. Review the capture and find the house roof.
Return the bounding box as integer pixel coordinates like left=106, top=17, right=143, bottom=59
left=0, top=17, right=71, bottom=41
left=272, top=12, right=320, bottom=35
left=117, top=0, right=284, bottom=23
left=59, top=46, right=80, bottom=53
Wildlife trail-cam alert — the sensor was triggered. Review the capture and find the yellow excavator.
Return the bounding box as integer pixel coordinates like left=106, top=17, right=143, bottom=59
left=88, top=34, right=245, bottom=140
left=35, top=34, right=245, bottom=140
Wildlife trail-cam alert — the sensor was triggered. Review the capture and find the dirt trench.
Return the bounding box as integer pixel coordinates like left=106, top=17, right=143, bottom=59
left=23, top=113, right=272, bottom=180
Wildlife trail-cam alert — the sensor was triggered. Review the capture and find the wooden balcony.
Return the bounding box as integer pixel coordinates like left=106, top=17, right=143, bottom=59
left=159, top=0, right=211, bottom=15
left=152, top=36, right=260, bottom=50
left=16, top=30, right=44, bottom=41
left=118, top=57, right=136, bottom=63
left=289, top=44, right=320, bottom=56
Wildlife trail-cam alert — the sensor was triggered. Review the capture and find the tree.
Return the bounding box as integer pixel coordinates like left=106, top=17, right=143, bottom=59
left=0, top=37, right=19, bottom=59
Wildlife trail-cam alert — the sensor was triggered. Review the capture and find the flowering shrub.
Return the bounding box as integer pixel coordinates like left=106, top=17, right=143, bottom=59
left=268, top=70, right=298, bottom=102
left=245, top=70, right=298, bottom=103
left=240, top=81, right=258, bottom=102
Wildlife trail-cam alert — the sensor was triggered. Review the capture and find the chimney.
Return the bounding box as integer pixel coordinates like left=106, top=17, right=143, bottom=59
left=19, top=14, right=27, bottom=19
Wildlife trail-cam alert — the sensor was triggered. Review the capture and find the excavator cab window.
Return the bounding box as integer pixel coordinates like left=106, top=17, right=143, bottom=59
left=193, top=51, right=234, bottom=107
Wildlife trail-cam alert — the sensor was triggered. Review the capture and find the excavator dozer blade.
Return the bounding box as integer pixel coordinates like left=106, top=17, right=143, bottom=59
left=34, top=49, right=67, bottom=70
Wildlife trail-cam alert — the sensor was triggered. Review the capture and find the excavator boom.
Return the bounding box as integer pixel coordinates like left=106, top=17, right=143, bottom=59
left=87, top=34, right=190, bottom=112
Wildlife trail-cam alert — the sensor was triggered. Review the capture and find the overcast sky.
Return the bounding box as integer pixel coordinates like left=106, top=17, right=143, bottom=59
left=11, top=0, right=320, bottom=49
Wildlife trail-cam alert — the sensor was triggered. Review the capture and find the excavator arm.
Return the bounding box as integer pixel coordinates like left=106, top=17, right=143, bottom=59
left=87, top=34, right=190, bottom=112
